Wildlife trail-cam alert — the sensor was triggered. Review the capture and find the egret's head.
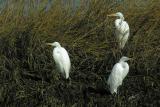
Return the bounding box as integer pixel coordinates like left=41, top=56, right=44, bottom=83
left=115, top=12, right=124, bottom=18
left=119, top=56, right=132, bottom=62
left=46, top=42, right=61, bottom=47
left=108, top=12, right=124, bottom=20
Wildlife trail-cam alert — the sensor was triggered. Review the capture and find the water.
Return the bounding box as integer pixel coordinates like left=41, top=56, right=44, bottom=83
left=0, top=0, right=81, bottom=11
left=0, top=0, right=124, bottom=14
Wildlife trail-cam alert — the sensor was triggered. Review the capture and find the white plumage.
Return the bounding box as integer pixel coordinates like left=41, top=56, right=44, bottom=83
left=47, top=42, right=71, bottom=79
left=107, top=56, right=131, bottom=94
left=108, top=12, right=130, bottom=49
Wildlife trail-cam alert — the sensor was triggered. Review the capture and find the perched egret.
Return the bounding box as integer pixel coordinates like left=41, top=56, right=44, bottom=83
left=108, top=12, right=130, bottom=49
left=107, top=56, right=132, bottom=94
left=47, top=42, right=71, bottom=79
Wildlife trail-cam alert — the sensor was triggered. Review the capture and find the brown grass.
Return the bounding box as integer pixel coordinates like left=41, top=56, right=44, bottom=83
left=0, top=0, right=160, bottom=106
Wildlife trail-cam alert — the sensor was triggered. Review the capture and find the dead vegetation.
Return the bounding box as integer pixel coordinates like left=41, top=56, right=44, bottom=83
left=0, top=0, right=160, bottom=106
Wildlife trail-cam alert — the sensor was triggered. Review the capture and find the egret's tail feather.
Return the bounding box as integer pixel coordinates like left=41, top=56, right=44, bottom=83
left=65, top=72, right=69, bottom=79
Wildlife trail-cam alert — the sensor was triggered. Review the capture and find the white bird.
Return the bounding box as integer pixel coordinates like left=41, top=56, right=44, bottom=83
left=47, top=42, right=71, bottom=79
left=108, top=12, right=130, bottom=49
left=107, top=56, right=132, bottom=94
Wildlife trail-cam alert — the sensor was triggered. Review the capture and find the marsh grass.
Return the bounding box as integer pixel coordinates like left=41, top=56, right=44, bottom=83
left=0, top=0, right=160, bottom=106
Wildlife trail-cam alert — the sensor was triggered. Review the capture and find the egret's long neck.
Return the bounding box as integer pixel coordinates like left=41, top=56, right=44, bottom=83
left=118, top=16, right=124, bottom=24
left=119, top=15, right=124, bottom=21
left=119, top=60, right=124, bottom=63
left=55, top=44, right=61, bottom=47
left=119, top=61, right=128, bottom=69
left=57, top=44, right=61, bottom=47
left=119, top=61, right=127, bottom=67
left=119, top=59, right=127, bottom=62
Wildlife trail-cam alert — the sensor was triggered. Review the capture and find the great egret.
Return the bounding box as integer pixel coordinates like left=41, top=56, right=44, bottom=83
left=107, top=56, right=132, bottom=94
left=108, top=12, right=130, bottom=49
left=47, top=42, right=71, bottom=79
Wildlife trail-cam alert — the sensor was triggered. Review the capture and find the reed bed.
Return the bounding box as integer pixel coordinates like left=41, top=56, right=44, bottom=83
left=0, top=0, right=159, bottom=106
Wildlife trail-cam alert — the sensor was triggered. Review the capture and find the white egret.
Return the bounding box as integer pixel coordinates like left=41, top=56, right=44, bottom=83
left=107, top=56, right=132, bottom=94
left=108, top=12, right=130, bottom=49
left=47, top=42, right=71, bottom=79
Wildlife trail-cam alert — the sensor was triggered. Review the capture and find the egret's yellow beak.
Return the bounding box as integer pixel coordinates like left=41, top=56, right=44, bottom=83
left=107, top=13, right=116, bottom=17
left=46, top=43, right=52, bottom=46
left=129, top=58, right=134, bottom=60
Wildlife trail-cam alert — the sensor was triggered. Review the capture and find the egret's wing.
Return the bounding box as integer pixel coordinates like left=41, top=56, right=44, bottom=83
left=120, top=31, right=129, bottom=49
left=115, top=20, right=129, bottom=35
left=60, top=48, right=70, bottom=69
left=59, top=47, right=71, bottom=78
left=115, top=20, right=129, bottom=49
left=52, top=46, right=70, bottom=79
left=121, top=63, right=129, bottom=80
left=122, top=21, right=129, bottom=33
left=53, top=48, right=64, bottom=73
left=108, top=63, right=123, bottom=87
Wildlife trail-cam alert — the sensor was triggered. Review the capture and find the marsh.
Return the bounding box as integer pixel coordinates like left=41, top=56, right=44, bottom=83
left=0, top=0, right=159, bottom=107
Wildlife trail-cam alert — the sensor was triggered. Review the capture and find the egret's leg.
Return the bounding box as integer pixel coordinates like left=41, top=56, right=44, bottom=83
left=64, top=77, right=71, bottom=89
left=63, top=76, right=71, bottom=83
left=116, top=90, right=122, bottom=106
left=68, top=77, right=71, bottom=86
left=112, top=92, right=117, bottom=106
left=112, top=89, right=121, bottom=106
